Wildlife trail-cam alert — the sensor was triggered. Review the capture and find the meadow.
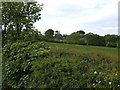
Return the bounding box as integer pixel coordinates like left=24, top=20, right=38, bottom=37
left=47, top=42, right=118, bottom=61
left=29, top=42, right=119, bottom=88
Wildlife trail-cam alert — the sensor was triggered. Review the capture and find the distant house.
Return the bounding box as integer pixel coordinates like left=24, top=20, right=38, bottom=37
left=54, top=31, right=63, bottom=39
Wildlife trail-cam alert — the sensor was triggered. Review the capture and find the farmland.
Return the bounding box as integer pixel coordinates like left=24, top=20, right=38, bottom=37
left=28, top=42, right=119, bottom=88
left=47, top=42, right=118, bottom=61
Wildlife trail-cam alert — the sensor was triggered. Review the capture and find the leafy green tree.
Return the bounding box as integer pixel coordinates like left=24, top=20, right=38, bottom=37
left=20, top=27, right=43, bottom=42
left=65, top=32, right=80, bottom=44
left=2, top=1, right=43, bottom=42
left=65, top=30, right=85, bottom=44
left=85, top=33, right=105, bottom=46
left=63, top=34, right=68, bottom=39
left=104, top=34, right=118, bottom=47
left=77, top=30, right=85, bottom=38
left=44, top=29, right=54, bottom=41
left=77, top=30, right=85, bottom=34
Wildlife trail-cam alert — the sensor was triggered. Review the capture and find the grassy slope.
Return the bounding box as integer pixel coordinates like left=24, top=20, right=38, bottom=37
left=47, top=42, right=119, bottom=76
left=47, top=42, right=118, bottom=61
left=31, top=42, right=119, bottom=88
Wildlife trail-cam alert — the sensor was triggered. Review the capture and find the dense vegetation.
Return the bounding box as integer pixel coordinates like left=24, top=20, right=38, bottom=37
left=3, top=41, right=49, bottom=88
left=43, top=29, right=119, bottom=48
left=29, top=43, right=119, bottom=88
left=1, top=1, right=119, bottom=89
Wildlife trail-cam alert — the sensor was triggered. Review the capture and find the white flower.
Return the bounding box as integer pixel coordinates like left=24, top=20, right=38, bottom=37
left=115, top=73, right=118, bottom=76
left=93, top=83, right=95, bottom=86
left=98, top=81, right=101, bottom=83
left=109, top=82, right=112, bottom=85
left=94, top=71, right=97, bottom=74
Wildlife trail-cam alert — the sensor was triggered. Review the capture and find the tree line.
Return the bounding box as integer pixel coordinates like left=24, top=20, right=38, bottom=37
left=2, top=2, right=119, bottom=48
left=40, top=29, right=118, bottom=48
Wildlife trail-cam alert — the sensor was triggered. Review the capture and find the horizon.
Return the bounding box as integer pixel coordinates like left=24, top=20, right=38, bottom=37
left=34, top=0, right=118, bottom=36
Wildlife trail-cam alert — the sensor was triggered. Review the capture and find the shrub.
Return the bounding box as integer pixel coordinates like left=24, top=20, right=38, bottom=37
left=2, top=41, right=49, bottom=89
left=27, top=51, right=119, bottom=88
left=79, top=39, right=87, bottom=45
left=106, top=42, right=117, bottom=48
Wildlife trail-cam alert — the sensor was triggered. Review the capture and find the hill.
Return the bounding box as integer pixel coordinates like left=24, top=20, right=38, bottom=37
left=29, top=42, right=119, bottom=88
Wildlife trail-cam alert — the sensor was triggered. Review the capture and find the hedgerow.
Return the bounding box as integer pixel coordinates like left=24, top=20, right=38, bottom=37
left=28, top=50, right=120, bottom=89
left=2, top=41, right=49, bottom=89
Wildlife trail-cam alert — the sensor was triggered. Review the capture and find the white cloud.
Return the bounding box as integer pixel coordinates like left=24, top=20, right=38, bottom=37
left=34, top=0, right=118, bottom=35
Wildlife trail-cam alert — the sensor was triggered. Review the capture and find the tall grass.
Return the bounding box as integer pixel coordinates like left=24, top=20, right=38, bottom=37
left=29, top=42, right=119, bottom=88
left=47, top=42, right=118, bottom=61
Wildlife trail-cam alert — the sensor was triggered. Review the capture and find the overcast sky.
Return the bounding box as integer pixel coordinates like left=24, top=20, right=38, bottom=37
left=34, top=0, right=118, bottom=35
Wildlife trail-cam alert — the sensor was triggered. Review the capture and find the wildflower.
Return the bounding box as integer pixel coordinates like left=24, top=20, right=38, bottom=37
left=93, top=83, right=95, bottom=86
left=94, top=71, right=97, bottom=74
left=109, top=82, right=112, bottom=85
left=98, top=81, right=101, bottom=83
left=115, top=73, right=118, bottom=76
left=96, top=80, right=98, bottom=82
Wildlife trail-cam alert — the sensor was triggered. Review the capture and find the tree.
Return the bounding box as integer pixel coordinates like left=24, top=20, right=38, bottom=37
left=65, top=32, right=80, bottom=44
left=104, top=34, right=118, bottom=47
left=44, top=29, right=54, bottom=41
left=2, top=1, right=43, bottom=40
left=85, top=33, right=105, bottom=46
left=63, top=34, right=68, bottom=39
left=77, top=30, right=85, bottom=38
left=77, top=30, right=85, bottom=35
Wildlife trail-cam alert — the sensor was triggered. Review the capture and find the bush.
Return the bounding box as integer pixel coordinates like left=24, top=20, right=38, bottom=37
left=26, top=51, right=120, bottom=88
left=2, top=41, right=49, bottom=89
left=79, top=39, right=87, bottom=45
left=106, top=42, right=117, bottom=48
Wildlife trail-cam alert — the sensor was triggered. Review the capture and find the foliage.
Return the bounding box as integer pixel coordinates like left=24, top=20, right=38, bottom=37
left=77, top=30, right=85, bottom=35
left=20, top=28, right=43, bottom=42
left=78, top=38, right=87, bottom=45
left=44, top=29, right=54, bottom=41
left=1, top=1, right=119, bottom=89
left=85, top=33, right=106, bottom=46
left=43, top=30, right=118, bottom=48
left=2, top=1, right=43, bottom=43
left=26, top=42, right=119, bottom=88
left=65, top=32, right=81, bottom=44
left=106, top=42, right=117, bottom=48
left=2, top=41, right=49, bottom=89
left=2, top=28, right=43, bottom=46
left=104, top=34, right=118, bottom=47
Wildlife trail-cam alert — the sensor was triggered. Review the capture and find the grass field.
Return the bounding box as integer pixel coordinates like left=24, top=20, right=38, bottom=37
left=47, top=42, right=118, bottom=61
left=2, top=41, right=119, bottom=88
left=30, top=42, right=119, bottom=88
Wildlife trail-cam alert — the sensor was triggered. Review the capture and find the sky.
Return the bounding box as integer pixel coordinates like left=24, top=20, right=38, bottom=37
left=34, top=0, right=119, bottom=36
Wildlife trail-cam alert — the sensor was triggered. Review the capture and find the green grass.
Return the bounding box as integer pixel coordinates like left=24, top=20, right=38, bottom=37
left=46, top=42, right=118, bottom=74
left=29, top=42, right=119, bottom=88
left=47, top=42, right=118, bottom=61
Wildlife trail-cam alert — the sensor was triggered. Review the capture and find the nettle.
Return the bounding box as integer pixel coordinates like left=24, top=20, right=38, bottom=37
left=2, top=41, right=49, bottom=88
